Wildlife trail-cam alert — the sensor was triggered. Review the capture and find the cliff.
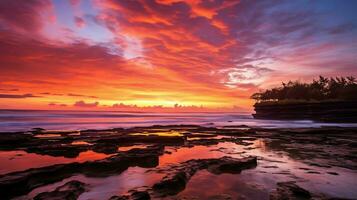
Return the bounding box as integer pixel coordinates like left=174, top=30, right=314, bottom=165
left=253, top=100, right=357, bottom=122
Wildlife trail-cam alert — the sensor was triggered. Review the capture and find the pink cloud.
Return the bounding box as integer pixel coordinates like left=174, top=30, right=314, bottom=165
left=0, top=0, right=52, bottom=33
left=74, top=16, right=85, bottom=28
left=74, top=101, right=99, bottom=107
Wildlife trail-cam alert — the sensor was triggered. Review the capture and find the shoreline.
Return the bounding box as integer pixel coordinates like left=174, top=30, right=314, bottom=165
left=2, top=110, right=357, bottom=133
left=0, top=125, right=356, bottom=199
left=2, top=122, right=357, bottom=134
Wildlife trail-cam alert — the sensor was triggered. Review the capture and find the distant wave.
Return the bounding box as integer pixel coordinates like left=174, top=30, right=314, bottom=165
left=0, top=110, right=356, bottom=132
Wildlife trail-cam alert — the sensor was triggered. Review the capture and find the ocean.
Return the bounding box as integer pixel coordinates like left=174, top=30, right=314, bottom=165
left=1, top=109, right=356, bottom=132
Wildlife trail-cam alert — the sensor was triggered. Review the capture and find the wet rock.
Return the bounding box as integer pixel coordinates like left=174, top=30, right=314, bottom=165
left=0, top=125, right=186, bottom=158
left=207, top=156, right=258, bottom=174
left=109, top=190, right=150, bottom=200
left=261, top=127, right=357, bottom=170
left=212, top=194, right=234, bottom=200
left=0, top=145, right=164, bottom=199
left=95, top=135, right=185, bottom=145
left=262, top=165, right=279, bottom=169
left=153, top=171, right=189, bottom=195
left=153, top=156, right=257, bottom=196
left=188, top=138, right=220, bottom=146
left=34, top=180, right=87, bottom=200
left=110, top=196, right=130, bottom=200
left=131, top=191, right=150, bottom=200
left=0, top=132, right=33, bottom=150
left=27, top=144, right=87, bottom=158
left=223, top=125, right=249, bottom=128
left=1, top=125, right=357, bottom=199
left=306, top=171, right=320, bottom=174
left=93, top=143, right=118, bottom=154
left=308, top=163, right=332, bottom=168
left=270, top=182, right=311, bottom=200
left=32, top=127, right=46, bottom=133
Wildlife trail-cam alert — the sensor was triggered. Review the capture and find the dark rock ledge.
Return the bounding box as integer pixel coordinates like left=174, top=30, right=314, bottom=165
left=34, top=180, right=88, bottom=200
left=152, top=156, right=257, bottom=197
left=109, top=156, right=257, bottom=200
left=0, top=145, right=164, bottom=199
left=269, top=181, right=355, bottom=200
left=109, top=156, right=257, bottom=199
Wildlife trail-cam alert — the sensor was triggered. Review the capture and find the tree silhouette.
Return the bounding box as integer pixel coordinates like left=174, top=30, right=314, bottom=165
left=251, top=76, right=357, bottom=103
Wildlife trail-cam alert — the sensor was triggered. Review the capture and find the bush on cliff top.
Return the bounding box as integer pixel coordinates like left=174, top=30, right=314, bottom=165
left=251, top=76, right=357, bottom=103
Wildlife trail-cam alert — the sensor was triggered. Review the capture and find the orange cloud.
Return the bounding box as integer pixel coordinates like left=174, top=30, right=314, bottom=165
left=74, top=101, right=99, bottom=107
left=0, top=0, right=356, bottom=111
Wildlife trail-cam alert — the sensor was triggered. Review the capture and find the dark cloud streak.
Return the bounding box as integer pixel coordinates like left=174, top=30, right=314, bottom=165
left=0, top=93, right=40, bottom=98
left=74, top=101, right=99, bottom=107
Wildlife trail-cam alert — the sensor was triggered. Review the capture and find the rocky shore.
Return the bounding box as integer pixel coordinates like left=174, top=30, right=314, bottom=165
left=0, top=125, right=356, bottom=199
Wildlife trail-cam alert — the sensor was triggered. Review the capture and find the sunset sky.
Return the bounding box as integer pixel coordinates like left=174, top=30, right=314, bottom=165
left=0, top=0, right=356, bottom=111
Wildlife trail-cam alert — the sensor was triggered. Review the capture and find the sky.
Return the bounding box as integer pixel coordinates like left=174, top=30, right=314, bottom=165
left=0, top=0, right=356, bottom=111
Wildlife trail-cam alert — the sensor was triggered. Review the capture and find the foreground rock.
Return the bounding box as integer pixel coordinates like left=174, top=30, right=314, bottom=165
left=0, top=145, right=164, bottom=199
left=34, top=180, right=87, bottom=200
left=262, top=127, right=357, bottom=170
left=0, top=127, right=187, bottom=157
left=269, top=181, right=353, bottom=200
left=110, top=190, right=151, bottom=200
left=0, top=125, right=356, bottom=199
left=270, top=182, right=311, bottom=200
left=108, top=156, right=257, bottom=199
left=152, top=156, right=257, bottom=196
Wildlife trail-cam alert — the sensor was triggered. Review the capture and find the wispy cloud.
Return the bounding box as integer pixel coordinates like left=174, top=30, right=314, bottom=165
left=74, top=100, right=99, bottom=107
left=0, top=93, right=40, bottom=98
left=67, top=93, right=98, bottom=98
left=48, top=102, right=67, bottom=107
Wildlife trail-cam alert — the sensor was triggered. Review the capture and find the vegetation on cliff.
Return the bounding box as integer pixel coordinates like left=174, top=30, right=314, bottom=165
left=251, top=76, right=357, bottom=105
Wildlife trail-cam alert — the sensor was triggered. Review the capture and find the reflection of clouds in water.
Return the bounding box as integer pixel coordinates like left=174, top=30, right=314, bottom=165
left=77, top=167, right=164, bottom=200
left=0, top=150, right=109, bottom=175
left=178, top=170, right=270, bottom=199
left=23, top=167, right=164, bottom=200
left=11, top=138, right=357, bottom=200
left=160, top=140, right=357, bottom=199
left=159, top=145, right=228, bottom=166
